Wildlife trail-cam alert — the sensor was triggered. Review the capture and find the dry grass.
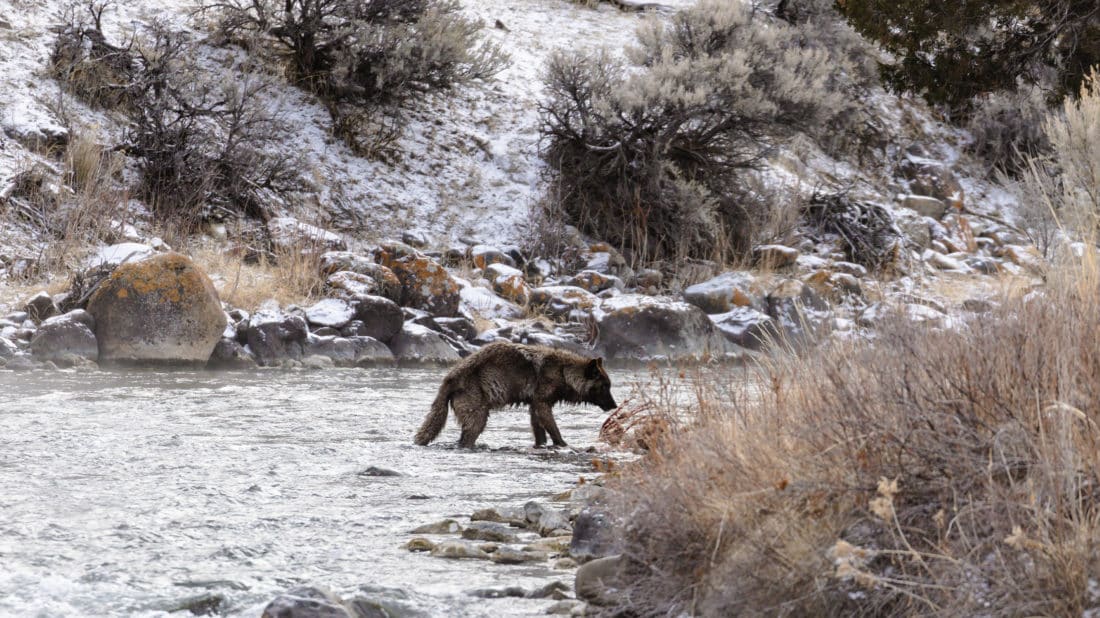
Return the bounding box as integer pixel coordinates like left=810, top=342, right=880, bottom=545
left=191, top=243, right=325, bottom=311
left=608, top=249, right=1100, bottom=616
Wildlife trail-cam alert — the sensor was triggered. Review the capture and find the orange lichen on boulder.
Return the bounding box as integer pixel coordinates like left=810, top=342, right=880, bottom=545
left=87, top=252, right=226, bottom=364
left=375, top=244, right=461, bottom=317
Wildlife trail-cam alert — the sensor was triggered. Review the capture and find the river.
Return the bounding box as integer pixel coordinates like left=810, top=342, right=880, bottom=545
left=0, top=367, right=640, bottom=617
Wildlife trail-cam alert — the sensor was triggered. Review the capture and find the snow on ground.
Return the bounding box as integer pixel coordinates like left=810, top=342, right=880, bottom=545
left=0, top=0, right=693, bottom=253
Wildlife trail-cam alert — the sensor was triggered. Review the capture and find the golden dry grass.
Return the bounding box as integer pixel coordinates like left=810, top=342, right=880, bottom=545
left=608, top=248, right=1100, bottom=616
left=191, top=244, right=326, bottom=311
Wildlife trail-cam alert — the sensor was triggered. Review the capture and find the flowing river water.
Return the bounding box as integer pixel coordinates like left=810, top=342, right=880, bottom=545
left=0, top=367, right=652, bottom=617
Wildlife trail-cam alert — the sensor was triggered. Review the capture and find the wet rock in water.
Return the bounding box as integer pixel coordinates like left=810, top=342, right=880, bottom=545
left=596, top=295, right=737, bottom=361
left=302, top=354, right=335, bottom=370
left=575, top=554, right=624, bottom=606
left=161, top=592, right=225, bottom=615
left=682, top=271, right=758, bottom=314
left=490, top=546, right=548, bottom=564
left=4, top=354, right=38, bottom=371
left=359, top=466, right=403, bottom=477
left=468, top=586, right=526, bottom=599
left=86, top=253, right=225, bottom=365
left=709, top=307, right=776, bottom=351
left=461, top=522, right=520, bottom=543
left=471, top=506, right=527, bottom=526
left=305, top=299, right=355, bottom=330
left=405, top=538, right=435, bottom=552
left=30, top=310, right=98, bottom=366
left=23, top=291, right=58, bottom=324
left=753, top=244, right=800, bottom=269
left=527, top=581, right=571, bottom=600
left=430, top=540, right=491, bottom=560
left=528, top=536, right=573, bottom=554
left=545, top=600, right=585, bottom=615
left=375, top=244, right=461, bottom=317
left=246, top=309, right=308, bottom=366
left=208, top=338, right=258, bottom=370
left=567, top=270, right=623, bottom=294
left=261, top=586, right=362, bottom=618
left=569, top=508, right=620, bottom=564
left=351, top=295, right=405, bottom=343
left=536, top=509, right=572, bottom=537
left=410, top=519, right=462, bottom=534
left=303, top=335, right=359, bottom=366
left=554, top=557, right=578, bottom=569
left=388, top=323, right=459, bottom=365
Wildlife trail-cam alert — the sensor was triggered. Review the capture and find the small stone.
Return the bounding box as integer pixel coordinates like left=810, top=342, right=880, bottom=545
left=554, top=557, right=578, bottom=569
left=527, top=581, right=571, bottom=600
left=490, top=546, right=548, bottom=564
left=358, top=466, right=403, bottom=477
left=901, top=194, right=947, bottom=219
left=301, top=354, right=334, bottom=370
left=461, top=522, right=520, bottom=543
left=430, top=540, right=490, bottom=560
left=545, top=600, right=584, bottom=615
left=406, top=538, right=435, bottom=552
left=410, top=519, right=462, bottom=534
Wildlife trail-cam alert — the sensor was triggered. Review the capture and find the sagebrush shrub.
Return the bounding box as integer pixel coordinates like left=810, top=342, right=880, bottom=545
left=50, top=8, right=302, bottom=226
left=205, top=0, right=507, bottom=154
left=540, top=0, right=871, bottom=265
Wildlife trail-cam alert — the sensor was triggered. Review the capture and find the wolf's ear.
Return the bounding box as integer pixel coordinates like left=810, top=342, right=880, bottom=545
left=586, top=358, right=601, bottom=378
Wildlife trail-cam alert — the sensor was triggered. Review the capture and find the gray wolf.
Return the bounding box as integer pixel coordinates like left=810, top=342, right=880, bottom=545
left=413, top=342, right=617, bottom=448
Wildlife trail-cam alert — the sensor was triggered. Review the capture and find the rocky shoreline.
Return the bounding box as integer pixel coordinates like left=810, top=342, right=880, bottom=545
left=0, top=180, right=1039, bottom=373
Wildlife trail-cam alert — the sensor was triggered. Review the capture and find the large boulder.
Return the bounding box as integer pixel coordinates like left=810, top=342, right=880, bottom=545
left=388, top=323, right=460, bottom=364
left=305, top=299, right=355, bottom=330
left=86, top=253, right=225, bottom=365
left=484, top=263, right=530, bottom=305
left=682, top=272, right=758, bottom=314
left=460, top=285, right=524, bottom=320
left=764, top=279, right=832, bottom=346
left=709, top=307, right=776, bottom=351
left=570, top=507, right=621, bottom=564
left=245, top=308, right=309, bottom=366
left=30, top=310, right=98, bottom=366
left=351, top=295, right=404, bottom=343
left=374, top=244, right=461, bottom=317
left=575, top=554, right=625, bottom=606
left=596, top=295, right=737, bottom=361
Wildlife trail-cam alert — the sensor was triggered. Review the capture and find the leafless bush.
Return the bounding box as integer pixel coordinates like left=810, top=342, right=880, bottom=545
left=50, top=6, right=304, bottom=228
left=540, top=0, right=868, bottom=265
left=203, top=0, right=507, bottom=154
left=803, top=191, right=902, bottom=270
left=968, top=85, right=1052, bottom=176
left=610, top=253, right=1100, bottom=616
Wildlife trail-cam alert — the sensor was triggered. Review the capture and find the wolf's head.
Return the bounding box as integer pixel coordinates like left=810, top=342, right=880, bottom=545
left=581, top=357, right=617, bottom=411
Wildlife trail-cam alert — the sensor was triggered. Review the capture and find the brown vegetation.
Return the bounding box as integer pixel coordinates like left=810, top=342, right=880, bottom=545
left=608, top=252, right=1100, bottom=615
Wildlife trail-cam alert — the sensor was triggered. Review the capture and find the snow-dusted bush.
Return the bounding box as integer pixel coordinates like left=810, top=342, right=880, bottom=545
left=967, top=85, right=1051, bottom=176
left=1018, top=69, right=1100, bottom=249
left=50, top=11, right=302, bottom=226
left=206, top=0, right=507, bottom=154
left=540, top=0, right=869, bottom=265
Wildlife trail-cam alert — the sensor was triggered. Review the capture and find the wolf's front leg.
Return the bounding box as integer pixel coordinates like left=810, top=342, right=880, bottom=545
left=530, top=407, right=548, bottom=447
left=532, top=402, right=566, bottom=447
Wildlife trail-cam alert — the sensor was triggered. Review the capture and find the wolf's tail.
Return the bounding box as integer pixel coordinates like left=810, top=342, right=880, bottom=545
left=414, top=380, right=453, bottom=446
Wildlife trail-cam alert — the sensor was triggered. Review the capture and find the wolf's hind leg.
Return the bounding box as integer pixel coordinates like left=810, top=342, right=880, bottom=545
left=453, top=390, right=489, bottom=448
left=530, top=407, right=547, bottom=447
left=533, top=402, right=566, bottom=447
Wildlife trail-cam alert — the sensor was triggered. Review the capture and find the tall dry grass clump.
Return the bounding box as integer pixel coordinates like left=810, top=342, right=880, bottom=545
left=611, top=260, right=1100, bottom=615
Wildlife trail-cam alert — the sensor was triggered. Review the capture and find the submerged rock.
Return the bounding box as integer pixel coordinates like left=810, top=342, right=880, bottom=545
left=410, top=519, right=462, bottom=534
left=461, top=522, right=520, bottom=543
left=430, top=540, right=490, bottom=560
left=490, top=546, right=548, bottom=564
